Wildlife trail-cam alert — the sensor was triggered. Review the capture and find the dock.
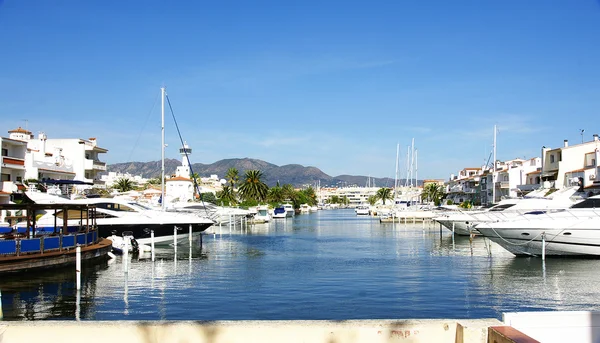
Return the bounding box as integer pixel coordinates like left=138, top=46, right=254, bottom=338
left=0, top=203, right=111, bottom=273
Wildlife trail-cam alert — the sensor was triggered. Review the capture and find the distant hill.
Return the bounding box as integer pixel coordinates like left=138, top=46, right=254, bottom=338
left=107, top=158, right=415, bottom=188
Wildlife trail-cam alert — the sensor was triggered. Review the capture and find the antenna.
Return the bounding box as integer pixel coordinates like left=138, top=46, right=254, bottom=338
left=581, top=129, right=585, bottom=144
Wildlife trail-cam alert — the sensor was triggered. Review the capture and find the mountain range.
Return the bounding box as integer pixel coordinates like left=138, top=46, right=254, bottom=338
left=107, top=158, right=416, bottom=188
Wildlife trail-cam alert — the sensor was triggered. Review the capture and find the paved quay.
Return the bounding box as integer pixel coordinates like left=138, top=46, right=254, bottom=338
left=0, top=319, right=506, bottom=343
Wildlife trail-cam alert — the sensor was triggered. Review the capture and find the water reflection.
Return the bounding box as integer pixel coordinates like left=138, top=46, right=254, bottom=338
left=2, top=210, right=600, bottom=321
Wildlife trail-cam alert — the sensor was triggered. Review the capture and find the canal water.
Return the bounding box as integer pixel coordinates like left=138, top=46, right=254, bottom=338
left=2, top=209, right=600, bottom=321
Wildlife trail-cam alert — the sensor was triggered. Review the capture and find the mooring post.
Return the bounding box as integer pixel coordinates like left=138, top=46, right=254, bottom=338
left=452, top=222, right=455, bottom=236
left=542, top=232, right=546, bottom=261
left=76, top=245, right=81, bottom=290
left=173, top=226, right=178, bottom=248
left=123, top=238, right=129, bottom=273
left=151, top=229, right=155, bottom=262
left=189, top=224, right=192, bottom=245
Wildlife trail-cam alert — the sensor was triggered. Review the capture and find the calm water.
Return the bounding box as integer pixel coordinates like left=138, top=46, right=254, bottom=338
left=2, top=209, right=600, bottom=321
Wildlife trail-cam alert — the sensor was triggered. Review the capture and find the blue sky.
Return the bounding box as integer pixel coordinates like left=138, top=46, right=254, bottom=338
left=1, top=1, right=599, bottom=180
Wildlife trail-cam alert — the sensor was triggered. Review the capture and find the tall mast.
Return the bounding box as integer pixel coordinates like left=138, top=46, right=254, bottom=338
left=410, top=138, right=415, bottom=187
left=161, top=87, right=165, bottom=211
left=405, top=146, right=411, bottom=187
left=492, top=124, right=497, bottom=204
left=394, top=143, right=399, bottom=199
left=415, top=148, right=418, bottom=190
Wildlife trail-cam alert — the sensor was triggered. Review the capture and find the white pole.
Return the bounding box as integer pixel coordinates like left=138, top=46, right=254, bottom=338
left=76, top=246, right=81, bottom=290
left=492, top=124, right=497, bottom=204
left=394, top=143, right=399, bottom=200
left=123, top=238, right=129, bottom=273
left=75, top=287, right=81, bottom=321
left=151, top=230, right=155, bottom=262
left=161, top=86, right=166, bottom=212
left=173, top=226, right=178, bottom=247
left=542, top=232, right=546, bottom=260
left=189, top=224, right=192, bottom=244
left=452, top=222, right=455, bottom=235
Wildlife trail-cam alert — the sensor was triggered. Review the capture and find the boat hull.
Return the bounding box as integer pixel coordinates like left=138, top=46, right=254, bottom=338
left=97, top=222, right=213, bottom=245
left=476, top=217, right=600, bottom=256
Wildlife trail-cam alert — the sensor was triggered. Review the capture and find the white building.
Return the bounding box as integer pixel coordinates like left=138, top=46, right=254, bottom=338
left=165, top=142, right=194, bottom=203
left=0, top=128, right=28, bottom=203
left=541, top=135, right=600, bottom=194
left=101, top=171, right=149, bottom=188
left=40, top=137, right=108, bottom=186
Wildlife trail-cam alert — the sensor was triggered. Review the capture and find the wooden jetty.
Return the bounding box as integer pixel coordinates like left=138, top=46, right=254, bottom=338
left=0, top=203, right=111, bottom=274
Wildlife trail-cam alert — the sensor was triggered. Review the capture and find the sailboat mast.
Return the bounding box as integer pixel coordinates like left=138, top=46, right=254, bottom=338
left=415, top=148, right=418, bottom=189
left=410, top=138, right=415, bottom=187
left=492, top=124, right=497, bottom=204
left=161, top=87, right=166, bottom=211
left=394, top=143, right=399, bottom=199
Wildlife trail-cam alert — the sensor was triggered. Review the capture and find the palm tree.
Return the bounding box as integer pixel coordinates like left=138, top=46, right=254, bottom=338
left=421, top=183, right=445, bottom=206
left=301, top=186, right=317, bottom=206
left=367, top=195, right=378, bottom=206
left=238, top=170, right=269, bottom=203
left=217, top=185, right=237, bottom=206
left=267, top=183, right=284, bottom=204
left=225, top=168, right=239, bottom=189
left=114, top=178, right=135, bottom=192
left=329, top=195, right=340, bottom=204
left=376, top=187, right=393, bottom=205
left=281, top=184, right=296, bottom=202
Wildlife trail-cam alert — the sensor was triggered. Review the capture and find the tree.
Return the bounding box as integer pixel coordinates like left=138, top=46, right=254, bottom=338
left=238, top=170, right=269, bottom=203
left=341, top=195, right=349, bottom=206
left=225, top=168, right=239, bottom=189
left=217, top=185, right=237, bottom=206
left=113, top=178, right=135, bottom=192
left=300, top=186, right=317, bottom=206
left=329, top=195, right=340, bottom=204
left=367, top=195, right=378, bottom=206
left=421, top=183, right=445, bottom=206
left=267, top=183, right=284, bottom=204
left=282, top=184, right=296, bottom=203
left=376, top=187, right=393, bottom=205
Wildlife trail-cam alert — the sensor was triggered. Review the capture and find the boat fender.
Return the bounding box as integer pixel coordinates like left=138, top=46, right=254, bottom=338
left=107, top=251, right=117, bottom=259
left=130, top=238, right=140, bottom=253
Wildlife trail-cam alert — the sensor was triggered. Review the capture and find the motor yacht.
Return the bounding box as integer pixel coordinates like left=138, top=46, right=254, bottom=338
left=475, top=195, right=600, bottom=256
left=433, top=186, right=583, bottom=236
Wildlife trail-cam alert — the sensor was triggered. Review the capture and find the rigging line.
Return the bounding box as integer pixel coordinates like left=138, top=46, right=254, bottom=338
left=126, top=91, right=160, bottom=164
left=165, top=94, right=211, bottom=218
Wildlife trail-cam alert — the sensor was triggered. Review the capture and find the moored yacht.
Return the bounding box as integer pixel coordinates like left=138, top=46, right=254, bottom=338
left=25, top=192, right=214, bottom=245
left=433, top=186, right=583, bottom=236
left=475, top=195, right=600, bottom=256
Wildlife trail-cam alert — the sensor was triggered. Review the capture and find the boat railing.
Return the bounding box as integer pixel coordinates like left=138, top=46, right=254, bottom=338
left=0, top=203, right=100, bottom=258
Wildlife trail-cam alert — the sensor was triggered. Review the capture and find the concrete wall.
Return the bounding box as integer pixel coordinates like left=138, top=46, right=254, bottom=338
left=0, top=319, right=502, bottom=343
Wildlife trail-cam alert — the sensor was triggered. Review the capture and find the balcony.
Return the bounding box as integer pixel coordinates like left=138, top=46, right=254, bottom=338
left=1, top=156, right=26, bottom=170
left=496, top=181, right=510, bottom=189
left=84, top=159, right=107, bottom=171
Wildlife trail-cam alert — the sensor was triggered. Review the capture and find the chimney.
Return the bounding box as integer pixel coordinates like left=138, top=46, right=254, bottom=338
left=564, top=139, right=568, bottom=147
left=594, top=134, right=599, bottom=141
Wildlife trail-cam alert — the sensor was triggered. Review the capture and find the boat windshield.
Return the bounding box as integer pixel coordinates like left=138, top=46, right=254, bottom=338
left=127, top=202, right=153, bottom=211
left=488, top=203, right=516, bottom=212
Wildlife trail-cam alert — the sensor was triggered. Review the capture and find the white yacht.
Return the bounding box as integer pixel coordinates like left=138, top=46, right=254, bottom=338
left=252, top=205, right=271, bottom=223
left=25, top=191, right=214, bottom=245
left=475, top=195, right=600, bottom=256
left=283, top=203, right=295, bottom=217
left=299, top=204, right=310, bottom=213
left=355, top=204, right=370, bottom=216
left=433, top=186, right=583, bottom=236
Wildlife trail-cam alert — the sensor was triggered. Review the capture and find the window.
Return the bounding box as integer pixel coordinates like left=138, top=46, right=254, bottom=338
left=550, top=154, right=555, bottom=163
left=1, top=173, right=10, bottom=182
left=1, top=148, right=7, bottom=156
